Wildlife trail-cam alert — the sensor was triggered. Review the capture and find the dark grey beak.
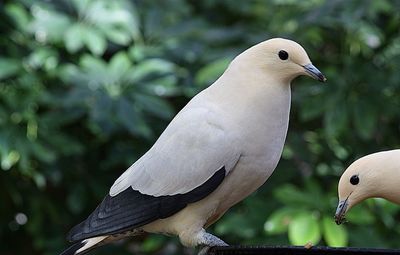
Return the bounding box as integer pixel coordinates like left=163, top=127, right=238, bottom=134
left=303, top=63, right=327, bottom=82
left=334, top=198, right=348, bottom=225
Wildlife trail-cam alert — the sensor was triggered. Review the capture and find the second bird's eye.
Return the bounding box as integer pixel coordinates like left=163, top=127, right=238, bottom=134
left=350, top=175, right=359, bottom=185
left=278, top=50, right=289, bottom=60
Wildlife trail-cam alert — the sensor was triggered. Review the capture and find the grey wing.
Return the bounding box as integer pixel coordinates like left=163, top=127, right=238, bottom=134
left=110, top=107, right=241, bottom=197
left=67, top=107, right=240, bottom=242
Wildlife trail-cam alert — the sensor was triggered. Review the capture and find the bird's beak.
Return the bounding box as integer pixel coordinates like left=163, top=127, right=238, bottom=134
left=334, top=198, right=349, bottom=225
left=303, top=63, right=327, bottom=82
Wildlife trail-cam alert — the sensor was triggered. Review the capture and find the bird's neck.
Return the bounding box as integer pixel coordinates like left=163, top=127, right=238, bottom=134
left=364, top=152, right=400, bottom=204
left=209, top=61, right=292, bottom=122
left=205, top=62, right=292, bottom=174
left=375, top=170, right=400, bottom=204
left=203, top=61, right=292, bottom=164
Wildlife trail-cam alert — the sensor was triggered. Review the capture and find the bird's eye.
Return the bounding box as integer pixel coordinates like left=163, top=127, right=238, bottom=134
left=278, top=50, right=289, bottom=60
left=350, top=175, right=359, bottom=185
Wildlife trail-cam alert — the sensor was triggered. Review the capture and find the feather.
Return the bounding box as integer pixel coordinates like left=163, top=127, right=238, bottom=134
left=68, top=167, right=225, bottom=242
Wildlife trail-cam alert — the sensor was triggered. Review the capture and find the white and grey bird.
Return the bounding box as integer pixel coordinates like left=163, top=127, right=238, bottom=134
left=335, top=149, right=400, bottom=225
left=60, top=38, right=326, bottom=255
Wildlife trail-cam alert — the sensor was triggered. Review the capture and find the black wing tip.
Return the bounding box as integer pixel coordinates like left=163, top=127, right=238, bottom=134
left=67, top=222, right=85, bottom=242
left=183, top=166, right=226, bottom=203
left=65, top=166, right=227, bottom=242
left=59, top=241, right=86, bottom=255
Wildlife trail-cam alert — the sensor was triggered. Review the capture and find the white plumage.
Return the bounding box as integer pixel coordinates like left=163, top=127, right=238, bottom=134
left=60, top=38, right=326, bottom=255
left=335, top=149, right=400, bottom=225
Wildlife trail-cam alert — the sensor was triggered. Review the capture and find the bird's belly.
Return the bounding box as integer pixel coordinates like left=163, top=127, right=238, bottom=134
left=205, top=154, right=277, bottom=222
left=142, top=154, right=277, bottom=240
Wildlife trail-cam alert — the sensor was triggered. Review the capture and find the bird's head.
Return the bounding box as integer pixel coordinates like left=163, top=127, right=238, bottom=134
left=334, top=150, right=400, bottom=225
left=235, top=38, right=326, bottom=84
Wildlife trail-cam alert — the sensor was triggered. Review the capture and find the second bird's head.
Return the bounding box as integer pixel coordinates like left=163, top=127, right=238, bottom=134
left=235, top=38, right=326, bottom=84
left=334, top=150, right=400, bottom=225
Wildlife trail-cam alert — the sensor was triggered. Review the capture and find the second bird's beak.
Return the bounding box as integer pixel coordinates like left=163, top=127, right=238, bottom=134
left=334, top=198, right=349, bottom=225
left=303, top=63, right=327, bottom=82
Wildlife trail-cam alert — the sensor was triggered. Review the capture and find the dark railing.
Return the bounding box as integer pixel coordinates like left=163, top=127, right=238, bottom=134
left=208, top=246, right=400, bottom=255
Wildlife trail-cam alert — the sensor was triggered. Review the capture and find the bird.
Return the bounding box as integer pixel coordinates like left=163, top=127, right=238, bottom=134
left=60, top=38, right=326, bottom=255
left=334, top=149, right=400, bottom=225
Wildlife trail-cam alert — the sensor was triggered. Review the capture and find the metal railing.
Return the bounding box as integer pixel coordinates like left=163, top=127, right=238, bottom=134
left=208, top=246, right=400, bottom=255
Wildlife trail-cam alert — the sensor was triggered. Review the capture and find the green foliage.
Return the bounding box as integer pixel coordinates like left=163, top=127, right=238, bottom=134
left=322, top=216, right=348, bottom=247
left=1, top=0, right=400, bottom=254
left=288, top=213, right=321, bottom=246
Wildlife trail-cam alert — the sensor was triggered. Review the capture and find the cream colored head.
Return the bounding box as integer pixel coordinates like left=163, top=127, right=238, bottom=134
left=233, top=38, right=326, bottom=84
left=334, top=150, right=400, bottom=225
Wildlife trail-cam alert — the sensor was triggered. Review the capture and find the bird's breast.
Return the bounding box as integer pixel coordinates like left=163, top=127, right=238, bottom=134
left=142, top=82, right=291, bottom=237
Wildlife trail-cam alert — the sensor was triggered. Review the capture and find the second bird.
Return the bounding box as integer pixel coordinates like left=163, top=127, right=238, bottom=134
left=60, top=38, right=326, bottom=255
left=335, top=149, right=400, bottom=225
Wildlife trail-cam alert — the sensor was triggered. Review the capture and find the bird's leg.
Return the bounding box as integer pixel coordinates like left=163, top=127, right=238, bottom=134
left=196, top=231, right=228, bottom=255
left=179, top=228, right=228, bottom=255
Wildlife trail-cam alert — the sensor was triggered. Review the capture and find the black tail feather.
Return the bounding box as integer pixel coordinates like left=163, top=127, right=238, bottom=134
left=59, top=241, right=87, bottom=255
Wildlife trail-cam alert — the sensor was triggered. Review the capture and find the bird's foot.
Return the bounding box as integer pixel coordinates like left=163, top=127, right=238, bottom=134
left=197, top=232, right=228, bottom=255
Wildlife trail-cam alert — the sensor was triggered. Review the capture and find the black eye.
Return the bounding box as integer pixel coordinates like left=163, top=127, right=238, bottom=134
left=278, top=50, right=289, bottom=60
left=350, top=175, right=359, bottom=185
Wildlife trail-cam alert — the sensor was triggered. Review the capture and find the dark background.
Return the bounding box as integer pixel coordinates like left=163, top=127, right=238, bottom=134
left=1, top=0, right=400, bottom=254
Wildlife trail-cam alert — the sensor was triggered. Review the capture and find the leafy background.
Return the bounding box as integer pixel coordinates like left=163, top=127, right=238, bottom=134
left=1, top=0, right=400, bottom=254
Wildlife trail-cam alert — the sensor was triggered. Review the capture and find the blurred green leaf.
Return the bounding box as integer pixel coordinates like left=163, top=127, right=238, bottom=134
left=109, top=52, right=131, bottom=79
left=71, top=0, right=91, bottom=14
left=264, top=208, right=300, bottom=235
left=324, top=101, right=348, bottom=139
left=141, top=235, right=166, bottom=253
left=31, top=143, right=56, bottom=163
left=5, top=3, right=30, bottom=30
left=288, top=213, right=321, bottom=246
left=345, top=204, right=375, bottom=225
left=80, top=54, right=107, bottom=72
left=67, top=185, right=87, bottom=213
left=1, top=150, right=20, bottom=170
left=104, top=29, right=131, bottom=45
left=26, top=47, right=58, bottom=70
left=352, top=99, right=377, bottom=140
left=116, top=97, right=152, bottom=138
left=299, top=89, right=327, bottom=121
left=322, top=216, right=348, bottom=247
left=83, top=27, right=107, bottom=56
left=274, top=184, right=319, bottom=208
left=0, top=58, right=20, bottom=79
left=134, top=94, right=174, bottom=120
left=195, top=57, right=232, bottom=87
left=29, top=5, right=71, bottom=42
left=215, top=212, right=257, bottom=239
left=64, top=24, right=84, bottom=53
left=127, top=58, right=176, bottom=82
